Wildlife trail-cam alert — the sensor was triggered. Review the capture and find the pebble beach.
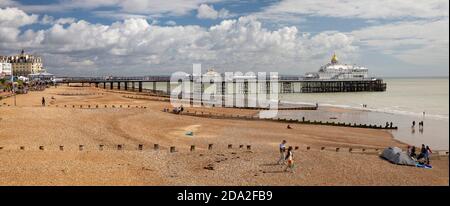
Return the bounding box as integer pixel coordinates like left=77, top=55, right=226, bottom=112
left=0, top=85, right=448, bottom=185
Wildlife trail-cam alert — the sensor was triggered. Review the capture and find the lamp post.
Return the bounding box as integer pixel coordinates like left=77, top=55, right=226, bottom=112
left=10, top=67, right=16, bottom=106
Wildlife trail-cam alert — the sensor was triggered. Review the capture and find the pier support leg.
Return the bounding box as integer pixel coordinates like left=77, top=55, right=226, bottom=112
left=153, top=82, right=156, bottom=92
left=132, top=82, right=135, bottom=91
left=244, top=80, right=248, bottom=108
left=110, top=82, right=113, bottom=90
left=138, top=82, right=143, bottom=92
left=124, top=82, right=128, bottom=91
left=95, top=83, right=99, bottom=88
left=166, top=81, right=170, bottom=95
left=103, top=82, right=106, bottom=89
left=118, top=82, right=121, bottom=90
left=222, top=81, right=225, bottom=107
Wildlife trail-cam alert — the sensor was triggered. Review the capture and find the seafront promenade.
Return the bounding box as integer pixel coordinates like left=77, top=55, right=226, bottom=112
left=0, top=84, right=448, bottom=185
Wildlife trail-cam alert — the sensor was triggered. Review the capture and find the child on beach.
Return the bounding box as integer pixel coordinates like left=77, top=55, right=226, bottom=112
left=284, top=146, right=295, bottom=173
left=425, top=146, right=432, bottom=164
left=277, top=140, right=287, bottom=165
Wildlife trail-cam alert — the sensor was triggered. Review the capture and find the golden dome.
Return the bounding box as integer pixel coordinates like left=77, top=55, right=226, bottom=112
left=331, top=53, right=338, bottom=64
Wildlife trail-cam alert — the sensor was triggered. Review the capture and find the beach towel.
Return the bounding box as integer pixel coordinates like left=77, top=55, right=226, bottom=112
left=416, top=163, right=432, bottom=169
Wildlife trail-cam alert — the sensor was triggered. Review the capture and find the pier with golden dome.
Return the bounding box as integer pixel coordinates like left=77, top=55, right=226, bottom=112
left=59, top=53, right=386, bottom=106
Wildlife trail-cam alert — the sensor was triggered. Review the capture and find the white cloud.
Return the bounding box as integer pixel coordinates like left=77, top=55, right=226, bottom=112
left=165, top=20, right=177, bottom=26
left=17, top=0, right=223, bottom=18
left=197, top=4, right=232, bottom=19
left=0, top=7, right=38, bottom=27
left=0, top=8, right=356, bottom=75
left=350, top=18, right=449, bottom=66
left=0, top=7, right=38, bottom=44
left=262, top=0, right=449, bottom=19
left=41, top=15, right=76, bottom=25
left=0, top=0, right=17, bottom=7
left=93, top=11, right=153, bottom=21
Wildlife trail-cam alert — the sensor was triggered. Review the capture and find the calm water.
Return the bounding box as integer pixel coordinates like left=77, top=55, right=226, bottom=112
left=278, top=78, right=449, bottom=150
left=280, top=78, right=449, bottom=119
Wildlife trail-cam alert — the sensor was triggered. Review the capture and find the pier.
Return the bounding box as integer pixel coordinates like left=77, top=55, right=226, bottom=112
left=59, top=75, right=387, bottom=94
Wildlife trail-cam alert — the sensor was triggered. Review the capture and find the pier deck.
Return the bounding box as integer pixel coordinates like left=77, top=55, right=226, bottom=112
left=59, top=75, right=387, bottom=94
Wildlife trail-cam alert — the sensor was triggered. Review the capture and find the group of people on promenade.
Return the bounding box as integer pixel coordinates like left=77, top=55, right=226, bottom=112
left=277, top=140, right=295, bottom=173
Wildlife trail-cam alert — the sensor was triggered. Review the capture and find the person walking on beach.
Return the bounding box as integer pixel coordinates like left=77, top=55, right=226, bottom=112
left=41, top=97, right=45, bottom=106
left=425, top=146, right=432, bottom=165
left=284, top=146, right=295, bottom=173
left=412, top=121, right=416, bottom=127
left=277, top=140, right=287, bottom=165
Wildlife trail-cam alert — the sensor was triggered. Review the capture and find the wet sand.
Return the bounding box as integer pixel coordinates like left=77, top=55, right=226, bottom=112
left=0, top=85, right=448, bottom=185
left=277, top=107, right=449, bottom=150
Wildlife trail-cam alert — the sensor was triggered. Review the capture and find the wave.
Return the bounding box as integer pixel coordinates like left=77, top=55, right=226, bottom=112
left=279, top=100, right=449, bottom=120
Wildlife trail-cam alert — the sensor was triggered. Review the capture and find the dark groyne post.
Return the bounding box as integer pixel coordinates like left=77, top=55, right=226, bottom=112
left=138, top=82, right=143, bottom=92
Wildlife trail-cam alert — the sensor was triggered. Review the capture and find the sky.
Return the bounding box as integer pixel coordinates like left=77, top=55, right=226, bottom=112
left=0, top=0, right=448, bottom=77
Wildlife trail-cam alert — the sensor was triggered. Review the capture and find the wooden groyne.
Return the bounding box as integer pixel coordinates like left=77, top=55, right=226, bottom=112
left=1, top=143, right=447, bottom=158
left=174, top=110, right=398, bottom=130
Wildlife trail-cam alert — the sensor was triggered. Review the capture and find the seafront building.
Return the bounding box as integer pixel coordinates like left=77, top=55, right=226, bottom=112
left=1, top=50, right=44, bottom=77
left=0, top=57, right=12, bottom=77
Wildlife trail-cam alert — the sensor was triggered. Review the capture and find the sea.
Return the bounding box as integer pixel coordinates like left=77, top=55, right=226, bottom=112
left=144, top=78, right=449, bottom=150
left=277, top=77, right=449, bottom=150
